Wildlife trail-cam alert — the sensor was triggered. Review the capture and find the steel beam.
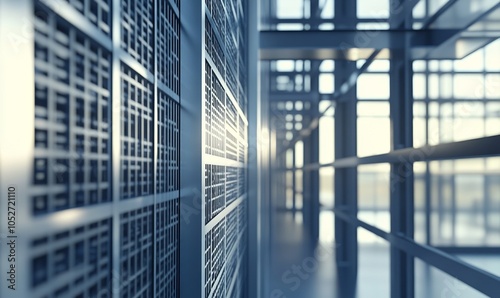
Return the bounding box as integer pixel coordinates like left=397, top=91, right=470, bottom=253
left=334, top=211, right=500, bottom=298
left=389, top=4, right=415, bottom=296
left=334, top=59, right=358, bottom=298
left=260, top=29, right=459, bottom=60
left=299, top=135, right=500, bottom=170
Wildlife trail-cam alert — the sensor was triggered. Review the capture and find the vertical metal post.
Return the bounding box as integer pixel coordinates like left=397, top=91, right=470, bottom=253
left=334, top=60, right=358, bottom=298
left=333, top=0, right=358, bottom=296
left=248, top=0, right=262, bottom=295
left=309, top=61, right=321, bottom=244
left=180, top=0, right=204, bottom=296
left=389, top=1, right=415, bottom=296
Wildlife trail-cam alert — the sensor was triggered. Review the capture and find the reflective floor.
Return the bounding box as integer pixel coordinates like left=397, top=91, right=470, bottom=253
left=269, top=210, right=500, bottom=298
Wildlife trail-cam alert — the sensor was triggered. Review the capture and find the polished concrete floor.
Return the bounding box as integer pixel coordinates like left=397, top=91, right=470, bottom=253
left=268, top=210, right=499, bottom=298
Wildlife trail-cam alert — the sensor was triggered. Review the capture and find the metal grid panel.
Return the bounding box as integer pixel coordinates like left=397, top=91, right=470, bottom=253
left=18, top=1, right=182, bottom=297
left=157, top=90, right=180, bottom=193
left=119, top=206, right=154, bottom=297
left=157, top=1, right=180, bottom=94
left=120, top=0, right=154, bottom=72
left=205, top=17, right=226, bottom=78
left=30, top=218, right=112, bottom=298
left=225, top=96, right=238, bottom=130
left=33, top=4, right=112, bottom=215
left=203, top=0, right=249, bottom=297
left=225, top=249, right=238, bottom=294
left=226, top=65, right=238, bottom=101
left=226, top=167, right=238, bottom=205
left=120, top=64, right=154, bottom=199
left=204, top=220, right=226, bottom=297
left=204, top=231, right=212, bottom=298
left=208, top=0, right=226, bottom=44
left=225, top=207, right=238, bottom=252
left=205, top=61, right=213, bottom=155
left=155, top=199, right=180, bottom=298
left=210, top=71, right=226, bottom=158
left=205, top=165, right=226, bottom=224
left=63, top=0, right=111, bottom=35
left=226, top=129, right=238, bottom=161
left=238, top=168, right=247, bottom=198
left=213, top=276, right=226, bottom=298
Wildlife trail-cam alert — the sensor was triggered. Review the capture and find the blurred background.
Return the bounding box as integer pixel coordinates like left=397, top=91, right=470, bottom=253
left=0, top=0, right=499, bottom=297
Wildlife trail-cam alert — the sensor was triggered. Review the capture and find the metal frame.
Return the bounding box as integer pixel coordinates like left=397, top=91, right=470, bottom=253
left=261, top=0, right=500, bottom=297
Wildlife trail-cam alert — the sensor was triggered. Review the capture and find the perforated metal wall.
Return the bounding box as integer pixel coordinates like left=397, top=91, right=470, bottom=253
left=29, top=0, right=181, bottom=297
left=30, top=218, right=113, bottom=297
left=203, top=0, right=249, bottom=297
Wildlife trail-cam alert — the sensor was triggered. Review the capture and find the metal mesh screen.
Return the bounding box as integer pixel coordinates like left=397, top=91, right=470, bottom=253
left=30, top=218, right=113, bottom=297
left=29, top=1, right=181, bottom=297
left=203, top=0, right=248, bottom=297
left=33, top=4, right=112, bottom=215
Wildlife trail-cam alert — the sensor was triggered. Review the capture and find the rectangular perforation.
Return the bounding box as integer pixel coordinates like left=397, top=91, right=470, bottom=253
left=33, top=4, right=112, bottom=215
left=120, top=64, right=154, bottom=200
left=120, top=206, right=154, bottom=297
left=157, top=90, right=180, bottom=193
left=30, top=218, right=112, bottom=297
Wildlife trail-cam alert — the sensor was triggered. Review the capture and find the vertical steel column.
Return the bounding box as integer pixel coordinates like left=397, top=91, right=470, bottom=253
left=309, top=111, right=320, bottom=244
left=333, top=0, right=358, bottom=296
left=180, top=0, right=204, bottom=296
left=304, top=61, right=321, bottom=244
left=389, top=1, right=415, bottom=297
left=260, top=61, right=273, bottom=298
left=303, top=60, right=321, bottom=244
left=334, top=60, right=358, bottom=298
left=248, top=0, right=262, bottom=295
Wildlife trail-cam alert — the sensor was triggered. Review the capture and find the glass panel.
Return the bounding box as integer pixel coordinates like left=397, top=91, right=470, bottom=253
left=319, top=167, right=334, bottom=208
left=319, top=116, right=334, bottom=164
left=426, top=158, right=500, bottom=246
left=295, top=141, right=304, bottom=168
left=415, top=259, right=487, bottom=298
left=358, top=102, right=390, bottom=157
left=358, top=164, right=391, bottom=232
left=414, top=162, right=427, bottom=244
left=456, top=255, right=500, bottom=278
left=319, top=73, right=335, bottom=94
left=277, top=0, right=304, bottom=19
left=357, top=229, right=390, bottom=297
left=357, top=0, right=389, bottom=18
left=357, top=74, right=390, bottom=100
